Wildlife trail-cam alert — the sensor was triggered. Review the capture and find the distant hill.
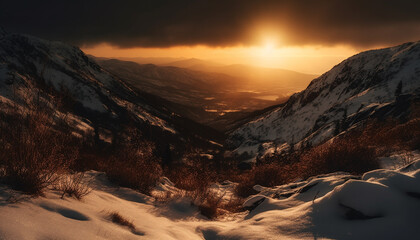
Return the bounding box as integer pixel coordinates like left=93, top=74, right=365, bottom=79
left=163, top=58, right=225, bottom=70
left=210, top=64, right=317, bottom=93
left=118, top=57, right=185, bottom=65
left=161, top=59, right=318, bottom=95
left=111, top=56, right=318, bottom=95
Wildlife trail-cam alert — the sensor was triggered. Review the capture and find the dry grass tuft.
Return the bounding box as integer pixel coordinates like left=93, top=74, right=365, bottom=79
left=197, top=193, right=245, bottom=219
left=107, top=211, right=136, bottom=231
left=54, top=172, right=92, bottom=200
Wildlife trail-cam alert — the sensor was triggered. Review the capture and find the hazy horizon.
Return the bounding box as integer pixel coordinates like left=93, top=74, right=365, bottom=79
left=83, top=44, right=362, bottom=75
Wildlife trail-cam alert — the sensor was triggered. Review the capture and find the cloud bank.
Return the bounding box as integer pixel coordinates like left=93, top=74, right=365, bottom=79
left=1, top=0, right=420, bottom=48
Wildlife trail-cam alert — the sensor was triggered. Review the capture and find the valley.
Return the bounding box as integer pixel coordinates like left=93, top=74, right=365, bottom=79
left=94, top=57, right=313, bottom=131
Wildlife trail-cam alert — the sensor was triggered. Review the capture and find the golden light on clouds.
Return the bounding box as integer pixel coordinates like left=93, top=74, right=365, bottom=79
left=5, top=1, right=420, bottom=52
left=83, top=42, right=358, bottom=74
left=82, top=22, right=383, bottom=74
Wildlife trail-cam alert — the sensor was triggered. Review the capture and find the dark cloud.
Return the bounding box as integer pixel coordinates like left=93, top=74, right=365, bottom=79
left=1, top=0, right=420, bottom=48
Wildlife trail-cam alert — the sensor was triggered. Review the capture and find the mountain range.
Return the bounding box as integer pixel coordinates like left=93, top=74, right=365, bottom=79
left=1, top=30, right=419, bottom=164
left=120, top=57, right=317, bottom=95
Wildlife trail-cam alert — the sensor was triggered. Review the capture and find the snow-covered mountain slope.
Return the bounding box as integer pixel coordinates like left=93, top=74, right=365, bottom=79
left=0, top=31, right=179, bottom=135
left=1, top=159, right=419, bottom=239
left=229, top=41, right=420, bottom=158
left=0, top=31, right=230, bottom=150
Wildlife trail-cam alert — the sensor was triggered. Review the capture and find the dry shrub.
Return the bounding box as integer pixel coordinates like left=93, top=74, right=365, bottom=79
left=197, top=192, right=224, bottom=219
left=164, top=155, right=215, bottom=204
left=299, top=135, right=378, bottom=178
left=107, top=211, right=135, bottom=231
left=101, top=137, right=162, bottom=195
left=190, top=187, right=244, bottom=219
left=234, top=163, right=296, bottom=198
left=385, top=119, right=420, bottom=151
left=167, top=164, right=219, bottom=218
left=55, top=172, right=92, bottom=200
left=253, top=163, right=295, bottom=187
left=200, top=192, right=245, bottom=219
left=162, top=160, right=244, bottom=219
left=196, top=188, right=247, bottom=219
left=154, top=189, right=227, bottom=220
left=234, top=174, right=258, bottom=198
left=104, top=157, right=162, bottom=195
left=0, top=99, right=78, bottom=195
left=360, top=118, right=420, bottom=154
left=166, top=164, right=211, bottom=191
left=220, top=196, right=245, bottom=213
left=232, top=117, right=420, bottom=199
left=234, top=130, right=379, bottom=198
left=391, top=152, right=417, bottom=169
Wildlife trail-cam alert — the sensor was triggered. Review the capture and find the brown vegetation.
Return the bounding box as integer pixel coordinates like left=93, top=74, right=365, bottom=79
left=0, top=97, right=79, bottom=195
left=234, top=115, right=420, bottom=197
left=234, top=163, right=296, bottom=198
left=54, top=172, right=92, bottom=200
left=298, top=133, right=379, bottom=178
left=362, top=118, right=420, bottom=154
left=1, top=88, right=419, bottom=223
left=158, top=157, right=244, bottom=219
left=99, top=132, right=162, bottom=195
left=107, top=211, right=136, bottom=231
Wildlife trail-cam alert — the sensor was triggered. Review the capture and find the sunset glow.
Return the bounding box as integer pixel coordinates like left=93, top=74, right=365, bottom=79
left=2, top=1, right=420, bottom=239
left=83, top=43, right=359, bottom=74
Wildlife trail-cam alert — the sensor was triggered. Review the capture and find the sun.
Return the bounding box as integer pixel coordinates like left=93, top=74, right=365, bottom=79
left=255, top=38, right=278, bottom=60
left=261, top=41, right=275, bottom=56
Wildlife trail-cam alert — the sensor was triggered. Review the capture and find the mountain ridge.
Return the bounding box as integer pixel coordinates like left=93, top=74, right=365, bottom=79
left=0, top=32, right=224, bottom=152
left=228, top=40, right=420, bottom=159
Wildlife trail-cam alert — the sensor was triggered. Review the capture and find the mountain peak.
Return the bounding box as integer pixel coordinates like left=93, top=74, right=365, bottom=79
left=228, top=41, right=420, bottom=160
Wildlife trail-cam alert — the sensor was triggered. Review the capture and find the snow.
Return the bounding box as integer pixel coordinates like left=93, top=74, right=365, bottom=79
left=0, top=33, right=110, bottom=113
left=379, top=151, right=420, bottom=170
left=2, top=160, right=420, bottom=239
left=208, top=140, right=223, bottom=147
left=40, top=67, right=107, bottom=112
left=230, top=41, right=420, bottom=157
left=0, top=172, right=200, bottom=240
left=234, top=142, right=260, bottom=156
left=0, top=31, right=178, bottom=135
left=199, top=154, right=214, bottom=160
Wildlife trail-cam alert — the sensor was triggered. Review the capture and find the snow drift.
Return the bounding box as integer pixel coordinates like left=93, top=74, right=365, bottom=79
left=1, top=160, right=420, bottom=239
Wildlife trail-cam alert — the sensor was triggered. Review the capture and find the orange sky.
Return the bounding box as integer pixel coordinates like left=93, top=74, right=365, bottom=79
left=83, top=44, right=360, bottom=74
left=81, top=20, right=395, bottom=75
left=6, top=0, right=420, bottom=74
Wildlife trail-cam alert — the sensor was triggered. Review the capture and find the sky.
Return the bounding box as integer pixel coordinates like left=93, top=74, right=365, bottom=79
left=2, top=0, right=420, bottom=74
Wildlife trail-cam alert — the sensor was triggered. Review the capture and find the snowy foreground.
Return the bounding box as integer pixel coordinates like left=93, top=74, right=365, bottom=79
left=1, top=160, right=420, bottom=240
